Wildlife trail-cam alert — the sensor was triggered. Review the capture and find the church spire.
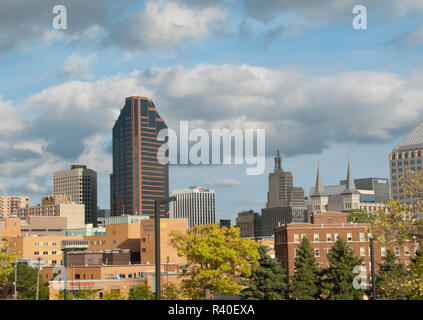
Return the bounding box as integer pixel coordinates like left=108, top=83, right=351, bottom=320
left=342, top=157, right=360, bottom=195
left=274, top=150, right=282, bottom=171
left=311, top=160, right=325, bottom=197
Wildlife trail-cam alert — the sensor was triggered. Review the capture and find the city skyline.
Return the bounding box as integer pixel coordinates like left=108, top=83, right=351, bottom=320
left=1, top=1, right=422, bottom=224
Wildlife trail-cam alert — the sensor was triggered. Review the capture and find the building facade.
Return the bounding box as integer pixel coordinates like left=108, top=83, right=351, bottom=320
left=53, top=165, right=97, bottom=226
left=172, top=186, right=215, bottom=227
left=309, top=159, right=387, bottom=216
left=0, top=196, right=29, bottom=218
left=389, top=119, right=423, bottom=205
left=275, top=211, right=417, bottom=277
left=236, top=210, right=261, bottom=238
left=110, top=96, right=169, bottom=218
left=261, top=151, right=308, bottom=236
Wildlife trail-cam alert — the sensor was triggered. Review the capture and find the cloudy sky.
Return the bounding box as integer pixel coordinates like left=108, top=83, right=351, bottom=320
left=1, top=0, right=423, bottom=223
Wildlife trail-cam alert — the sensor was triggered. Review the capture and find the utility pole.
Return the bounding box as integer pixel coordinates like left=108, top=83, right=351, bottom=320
left=36, top=257, right=41, bottom=300
left=370, top=237, right=376, bottom=300
left=154, top=196, right=176, bottom=300
left=13, top=261, right=18, bottom=300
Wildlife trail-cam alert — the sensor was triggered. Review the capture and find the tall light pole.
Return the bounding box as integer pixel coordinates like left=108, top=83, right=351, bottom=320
left=154, top=196, right=176, bottom=300
left=369, top=236, right=376, bottom=300
left=36, top=257, right=41, bottom=300
left=13, top=261, right=18, bottom=300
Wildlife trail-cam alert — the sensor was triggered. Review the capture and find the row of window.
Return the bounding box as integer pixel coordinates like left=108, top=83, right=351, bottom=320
left=293, top=232, right=366, bottom=243
left=34, top=242, right=57, bottom=246
left=295, top=246, right=414, bottom=258
left=392, top=151, right=422, bottom=160
left=34, top=251, right=57, bottom=255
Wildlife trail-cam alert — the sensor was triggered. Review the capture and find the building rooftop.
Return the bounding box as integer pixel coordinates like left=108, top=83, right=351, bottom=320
left=393, top=119, right=423, bottom=151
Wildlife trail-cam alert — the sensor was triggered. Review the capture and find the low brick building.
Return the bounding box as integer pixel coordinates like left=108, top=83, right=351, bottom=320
left=275, top=211, right=417, bottom=277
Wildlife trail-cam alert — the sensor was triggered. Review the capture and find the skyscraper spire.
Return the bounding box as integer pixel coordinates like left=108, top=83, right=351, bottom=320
left=342, top=156, right=360, bottom=195
left=311, top=160, right=325, bottom=197
left=274, top=150, right=282, bottom=171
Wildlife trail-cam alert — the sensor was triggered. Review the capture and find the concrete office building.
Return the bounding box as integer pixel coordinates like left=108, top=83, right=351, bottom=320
left=110, top=96, right=169, bottom=217
left=236, top=210, right=262, bottom=238
left=53, top=165, right=97, bottom=226
left=0, top=196, right=29, bottom=218
left=172, top=186, right=215, bottom=227
left=390, top=119, right=423, bottom=205
left=261, top=151, right=308, bottom=236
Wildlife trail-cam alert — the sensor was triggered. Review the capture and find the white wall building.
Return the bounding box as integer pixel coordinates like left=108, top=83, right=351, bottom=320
left=171, top=186, right=215, bottom=227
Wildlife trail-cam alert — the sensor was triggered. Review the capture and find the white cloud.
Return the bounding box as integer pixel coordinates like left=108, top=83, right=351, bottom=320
left=60, top=54, right=96, bottom=79
left=106, top=1, right=227, bottom=50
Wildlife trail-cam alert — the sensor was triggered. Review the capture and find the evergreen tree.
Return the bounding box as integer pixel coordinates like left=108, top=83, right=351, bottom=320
left=239, top=246, right=289, bottom=300
left=376, top=249, right=410, bottom=300
left=321, top=238, right=365, bottom=300
left=289, top=237, right=321, bottom=300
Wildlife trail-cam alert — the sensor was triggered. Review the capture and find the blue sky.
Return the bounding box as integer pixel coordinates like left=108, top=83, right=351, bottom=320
left=1, top=0, right=423, bottom=223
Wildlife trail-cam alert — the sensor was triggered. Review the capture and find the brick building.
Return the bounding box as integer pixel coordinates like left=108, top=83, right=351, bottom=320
left=275, top=211, right=417, bottom=277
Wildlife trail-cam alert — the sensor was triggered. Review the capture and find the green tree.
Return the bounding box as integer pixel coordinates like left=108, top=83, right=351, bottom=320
left=239, top=245, right=289, bottom=300
left=376, top=249, right=410, bottom=300
left=55, top=289, right=98, bottom=300
left=162, top=282, right=181, bottom=300
left=169, top=223, right=260, bottom=299
left=289, top=237, right=321, bottom=300
left=101, top=289, right=126, bottom=300
left=0, top=238, right=19, bottom=285
left=321, top=238, right=365, bottom=300
left=5, top=263, right=49, bottom=300
left=347, top=209, right=372, bottom=223
left=128, top=284, right=155, bottom=300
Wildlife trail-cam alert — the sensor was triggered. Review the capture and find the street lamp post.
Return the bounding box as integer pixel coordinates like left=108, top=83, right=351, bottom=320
left=154, top=196, right=176, bottom=300
left=13, top=261, right=18, bottom=300
left=369, top=236, right=377, bottom=300
left=36, top=257, right=41, bottom=300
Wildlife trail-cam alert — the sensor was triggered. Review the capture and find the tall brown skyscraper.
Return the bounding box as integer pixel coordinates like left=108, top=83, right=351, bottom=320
left=110, top=96, right=169, bottom=217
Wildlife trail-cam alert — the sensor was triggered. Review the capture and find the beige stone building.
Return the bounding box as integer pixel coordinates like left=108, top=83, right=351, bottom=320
left=15, top=195, right=85, bottom=235
left=0, top=196, right=29, bottom=218
left=54, top=165, right=97, bottom=226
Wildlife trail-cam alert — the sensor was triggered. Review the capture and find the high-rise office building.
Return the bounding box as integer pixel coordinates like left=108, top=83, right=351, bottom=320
left=172, top=186, right=215, bottom=227
left=236, top=209, right=261, bottom=238
left=261, top=151, right=308, bottom=236
left=390, top=119, right=423, bottom=205
left=110, top=96, right=169, bottom=217
left=53, top=165, right=97, bottom=226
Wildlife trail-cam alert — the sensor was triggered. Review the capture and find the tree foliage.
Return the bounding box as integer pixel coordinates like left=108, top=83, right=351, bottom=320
left=5, top=263, right=49, bottom=300
left=128, top=283, right=155, bottom=300
left=239, top=246, right=289, bottom=300
left=169, top=223, right=260, bottom=299
left=347, top=209, right=372, bottom=223
left=321, top=238, right=365, bottom=300
left=289, top=237, right=321, bottom=300
left=0, top=238, right=19, bottom=285
left=101, top=289, right=126, bottom=300
left=162, top=282, right=181, bottom=300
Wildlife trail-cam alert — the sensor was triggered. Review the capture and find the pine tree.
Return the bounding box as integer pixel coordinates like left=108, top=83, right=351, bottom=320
left=289, top=237, right=321, bottom=300
left=239, top=246, right=289, bottom=300
left=321, top=238, right=365, bottom=300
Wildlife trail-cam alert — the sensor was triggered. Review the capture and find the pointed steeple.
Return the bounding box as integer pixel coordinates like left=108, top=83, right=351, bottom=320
left=341, top=157, right=360, bottom=195
left=311, top=161, right=325, bottom=197
left=274, top=150, right=282, bottom=172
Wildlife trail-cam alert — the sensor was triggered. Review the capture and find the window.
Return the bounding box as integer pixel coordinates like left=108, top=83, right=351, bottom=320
left=395, top=246, right=400, bottom=256
left=314, top=234, right=319, bottom=242
left=315, top=248, right=320, bottom=257
left=359, top=233, right=365, bottom=242
left=43, top=242, right=49, bottom=246
left=316, top=262, right=321, bottom=268
left=347, top=233, right=352, bottom=241
left=75, top=274, right=80, bottom=280
left=360, top=247, right=365, bottom=256
left=34, top=251, right=39, bottom=256
left=34, top=242, right=39, bottom=246
left=294, top=248, right=298, bottom=257
left=405, top=247, right=410, bottom=256
left=142, top=248, right=146, bottom=253
left=301, top=234, right=306, bottom=240
left=112, top=240, right=117, bottom=245
left=294, top=234, right=299, bottom=243
left=334, top=233, right=339, bottom=241
left=43, top=251, right=48, bottom=255
left=52, top=242, right=57, bottom=246
left=381, top=247, right=386, bottom=257
left=52, top=251, right=57, bottom=255
left=52, top=260, right=57, bottom=265
left=326, top=233, right=332, bottom=242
